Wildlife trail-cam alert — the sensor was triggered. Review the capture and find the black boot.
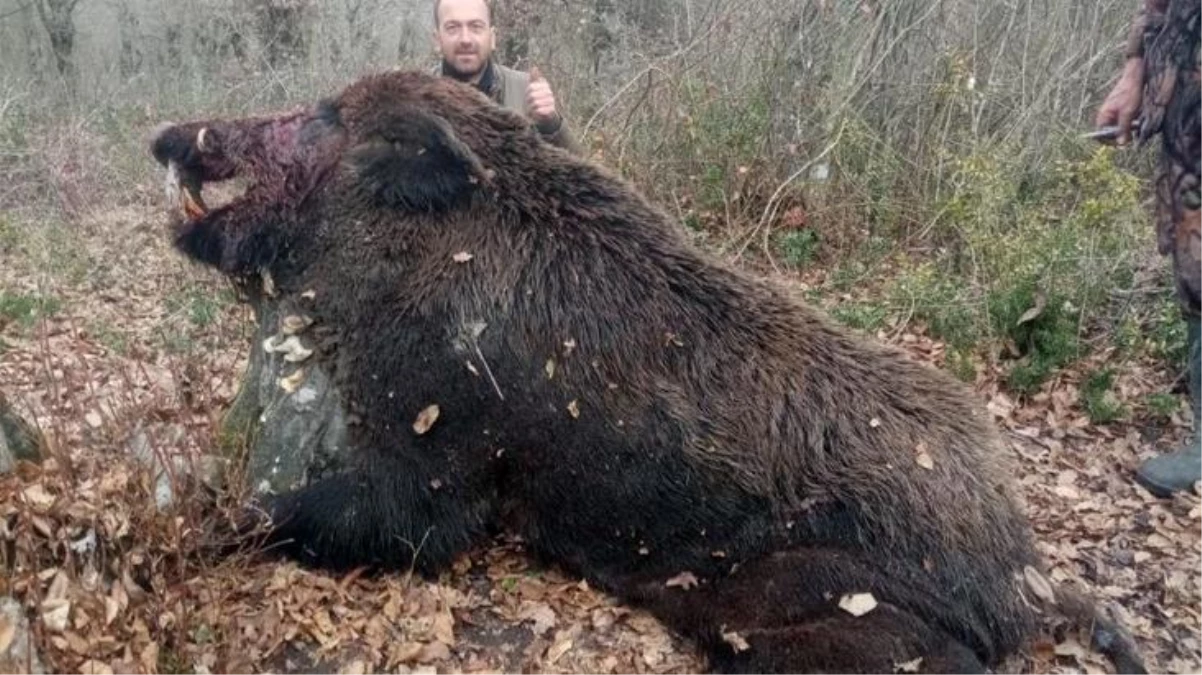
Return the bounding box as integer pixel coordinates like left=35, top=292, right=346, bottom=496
left=1136, top=312, right=1202, bottom=497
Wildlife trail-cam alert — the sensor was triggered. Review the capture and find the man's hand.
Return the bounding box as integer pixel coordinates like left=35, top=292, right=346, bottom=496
left=1095, top=58, right=1144, bottom=145
left=525, top=66, right=560, bottom=130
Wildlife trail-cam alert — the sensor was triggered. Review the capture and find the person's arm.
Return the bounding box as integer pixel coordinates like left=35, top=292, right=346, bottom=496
left=1124, top=0, right=1170, bottom=59
left=534, top=115, right=583, bottom=155
left=1095, top=1, right=1153, bottom=144
left=525, top=68, right=584, bottom=156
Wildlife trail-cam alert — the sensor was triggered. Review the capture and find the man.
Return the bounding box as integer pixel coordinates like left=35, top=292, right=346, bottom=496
left=1096, top=0, right=1200, bottom=497
left=433, top=0, right=581, bottom=155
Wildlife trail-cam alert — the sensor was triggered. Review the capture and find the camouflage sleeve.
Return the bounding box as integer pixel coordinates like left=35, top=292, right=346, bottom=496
left=1127, top=0, right=1171, bottom=58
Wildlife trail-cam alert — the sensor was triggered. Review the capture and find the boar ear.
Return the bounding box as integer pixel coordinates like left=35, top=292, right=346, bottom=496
left=347, top=106, right=492, bottom=212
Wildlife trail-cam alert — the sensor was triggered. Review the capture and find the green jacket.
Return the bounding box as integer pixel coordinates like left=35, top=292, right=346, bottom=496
left=440, top=60, right=582, bottom=155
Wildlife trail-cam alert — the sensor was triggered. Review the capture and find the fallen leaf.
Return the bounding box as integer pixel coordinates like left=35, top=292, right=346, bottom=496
left=413, top=405, right=441, bottom=435
left=22, top=484, right=55, bottom=510
left=665, top=571, right=700, bottom=590
left=545, top=358, right=556, bottom=380
left=418, top=642, right=450, bottom=663
left=1054, top=485, right=1081, bottom=500
left=915, top=442, right=934, bottom=470
left=1024, top=565, right=1056, bottom=604
left=30, top=515, right=54, bottom=538
left=869, top=417, right=881, bottom=428
left=1016, top=291, right=1047, bottom=326
left=0, top=614, right=14, bottom=653
left=301, top=289, right=317, bottom=300
left=78, top=660, right=114, bottom=675
left=547, top=637, right=573, bottom=664
left=139, top=641, right=159, bottom=673
left=41, top=599, right=70, bottom=633
left=64, top=629, right=89, bottom=654
left=432, top=609, right=455, bottom=645
left=452, top=251, right=473, bottom=263
left=85, top=411, right=102, bottom=428
left=518, top=602, right=557, bottom=636
left=838, top=592, right=878, bottom=616
left=721, top=628, right=750, bottom=652
left=1146, top=533, right=1172, bottom=549
left=590, top=608, right=615, bottom=632
left=987, top=394, right=1015, bottom=419
left=45, top=571, right=69, bottom=601
left=390, top=642, right=424, bottom=664
left=567, top=399, right=580, bottom=418
left=894, top=656, right=923, bottom=673
left=1054, top=638, right=1088, bottom=661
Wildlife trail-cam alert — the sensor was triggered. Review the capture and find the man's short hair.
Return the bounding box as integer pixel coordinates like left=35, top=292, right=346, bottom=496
left=433, top=0, right=493, bottom=26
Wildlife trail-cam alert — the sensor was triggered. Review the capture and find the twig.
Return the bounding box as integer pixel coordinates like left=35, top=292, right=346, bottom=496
left=581, top=12, right=726, bottom=139
left=472, top=341, right=504, bottom=401
left=727, top=121, right=845, bottom=263
left=0, top=0, right=34, bottom=24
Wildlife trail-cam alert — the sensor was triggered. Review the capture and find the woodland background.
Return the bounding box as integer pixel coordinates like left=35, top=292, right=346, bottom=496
left=0, top=1, right=1198, bottom=673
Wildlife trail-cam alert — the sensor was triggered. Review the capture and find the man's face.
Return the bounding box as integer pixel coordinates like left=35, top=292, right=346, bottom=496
left=434, top=0, right=495, bottom=80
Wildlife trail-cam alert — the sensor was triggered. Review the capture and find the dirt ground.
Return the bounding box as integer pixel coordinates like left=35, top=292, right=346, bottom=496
left=0, top=202, right=1198, bottom=674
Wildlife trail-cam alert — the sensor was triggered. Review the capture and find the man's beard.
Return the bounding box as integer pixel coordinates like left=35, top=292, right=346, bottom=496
left=442, top=54, right=485, bottom=81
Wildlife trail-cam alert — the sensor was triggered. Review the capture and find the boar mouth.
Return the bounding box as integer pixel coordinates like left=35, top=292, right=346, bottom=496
left=157, top=115, right=342, bottom=223
left=164, top=160, right=209, bottom=220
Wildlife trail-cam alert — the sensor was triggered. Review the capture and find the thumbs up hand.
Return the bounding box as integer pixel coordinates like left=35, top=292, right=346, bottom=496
left=525, top=66, right=560, bottom=127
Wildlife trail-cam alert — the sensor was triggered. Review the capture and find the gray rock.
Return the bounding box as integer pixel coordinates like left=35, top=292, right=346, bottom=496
left=0, top=596, right=44, bottom=674
left=0, top=393, right=43, bottom=475
left=221, top=289, right=350, bottom=495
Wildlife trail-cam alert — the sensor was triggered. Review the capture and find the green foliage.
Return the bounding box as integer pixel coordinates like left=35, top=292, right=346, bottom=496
left=1144, top=392, right=1182, bottom=420
left=945, top=348, right=978, bottom=383
left=777, top=229, right=820, bottom=269
left=92, top=323, right=130, bottom=356
left=0, top=214, right=21, bottom=253
left=986, top=282, right=1080, bottom=394
left=157, top=285, right=235, bottom=354
left=889, top=261, right=978, bottom=351
left=1145, top=294, right=1190, bottom=366
left=1081, top=368, right=1127, bottom=424
left=898, top=144, right=1146, bottom=391
left=829, top=116, right=907, bottom=230
left=830, top=301, right=888, bottom=334
left=677, top=78, right=772, bottom=213
left=0, top=291, right=61, bottom=329
left=165, top=287, right=227, bottom=329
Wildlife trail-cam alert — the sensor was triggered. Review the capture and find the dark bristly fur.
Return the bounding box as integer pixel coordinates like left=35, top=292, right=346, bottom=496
left=149, top=70, right=1144, bottom=674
